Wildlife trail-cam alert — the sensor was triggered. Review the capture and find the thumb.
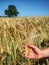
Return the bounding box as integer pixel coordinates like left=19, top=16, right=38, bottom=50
left=28, top=44, right=40, bottom=54
left=28, top=44, right=37, bottom=49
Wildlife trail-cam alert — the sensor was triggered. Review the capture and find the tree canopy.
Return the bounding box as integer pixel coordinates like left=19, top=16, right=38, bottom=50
left=4, top=5, right=19, bottom=17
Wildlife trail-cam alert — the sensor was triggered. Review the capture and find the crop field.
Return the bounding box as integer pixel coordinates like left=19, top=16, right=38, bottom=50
left=0, top=17, right=49, bottom=65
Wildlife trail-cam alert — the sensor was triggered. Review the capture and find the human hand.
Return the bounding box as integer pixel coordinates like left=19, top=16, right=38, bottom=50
left=22, top=44, right=43, bottom=59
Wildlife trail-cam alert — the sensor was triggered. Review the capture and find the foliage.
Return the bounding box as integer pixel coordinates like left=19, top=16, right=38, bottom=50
left=0, top=17, right=49, bottom=65
left=4, top=5, right=19, bottom=17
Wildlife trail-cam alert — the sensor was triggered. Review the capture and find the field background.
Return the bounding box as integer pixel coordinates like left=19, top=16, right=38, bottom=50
left=0, top=17, right=49, bottom=65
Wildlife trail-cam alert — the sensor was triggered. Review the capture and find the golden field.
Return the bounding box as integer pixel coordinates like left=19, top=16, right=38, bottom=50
left=0, top=17, right=49, bottom=65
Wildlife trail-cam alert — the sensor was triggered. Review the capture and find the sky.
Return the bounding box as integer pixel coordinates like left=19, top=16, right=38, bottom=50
left=0, top=0, right=49, bottom=17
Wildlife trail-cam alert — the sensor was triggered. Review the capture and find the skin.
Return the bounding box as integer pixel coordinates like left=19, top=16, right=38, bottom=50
left=22, top=44, right=49, bottom=59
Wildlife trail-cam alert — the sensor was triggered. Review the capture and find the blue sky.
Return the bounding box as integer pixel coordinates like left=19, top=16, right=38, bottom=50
left=0, top=0, right=49, bottom=17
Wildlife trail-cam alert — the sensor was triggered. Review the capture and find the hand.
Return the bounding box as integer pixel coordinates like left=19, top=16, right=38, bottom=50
left=22, top=44, right=43, bottom=59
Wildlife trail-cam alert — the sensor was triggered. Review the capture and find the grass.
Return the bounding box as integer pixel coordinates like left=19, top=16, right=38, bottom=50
left=0, top=16, right=49, bottom=65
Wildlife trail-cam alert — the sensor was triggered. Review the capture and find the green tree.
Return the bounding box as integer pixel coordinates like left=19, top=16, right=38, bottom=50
left=4, top=5, right=19, bottom=17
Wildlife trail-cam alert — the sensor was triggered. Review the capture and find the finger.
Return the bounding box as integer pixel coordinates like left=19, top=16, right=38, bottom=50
left=21, top=45, right=26, bottom=50
left=25, top=54, right=33, bottom=59
left=25, top=55, right=31, bottom=58
left=22, top=51, right=26, bottom=56
left=21, top=49, right=25, bottom=53
left=21, top=46, right=25, bottom=52
left=21, top=45, right=26, bottom=49
left=25, top=54, right=38, bottom=60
